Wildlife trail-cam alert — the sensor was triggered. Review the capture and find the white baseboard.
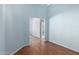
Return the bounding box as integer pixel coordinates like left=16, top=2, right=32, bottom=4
left=49, top=40, right=79, bottom=53
left=10, top=44, right=29, bottom=55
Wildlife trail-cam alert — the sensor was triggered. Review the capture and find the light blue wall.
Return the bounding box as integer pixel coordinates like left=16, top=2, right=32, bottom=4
left=4, top=4, right=48, bottom=54
left=28, top=4, right=49, bottom=40
left=0, top=4, right=48, bottom=54
left=5, top=5, right=30, bottom=54
left=29, top=5, right=47, bottom=18
left=49, top=4, right=79, bottom=52
left=45, top=6, right=49, bottom=41
left=0, top=5, right=5, bottom=54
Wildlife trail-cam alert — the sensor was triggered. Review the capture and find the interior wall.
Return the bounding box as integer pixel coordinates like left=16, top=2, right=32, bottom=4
left=45, top=6, right=49, bottom=41
left=0, top=5, right=5, bottom=54
left=5, top=5, right=30, bottom=54
left=0, top=4, right=48, bottom=55
left=29, top=4, right=48, bottom=40
left=49, top=4, right=79, bottom=52
left=4, top=4, right=48, bottom=54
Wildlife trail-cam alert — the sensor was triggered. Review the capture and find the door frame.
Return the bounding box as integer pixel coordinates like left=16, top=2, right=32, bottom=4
left=29, top=17, right=46, bottom=44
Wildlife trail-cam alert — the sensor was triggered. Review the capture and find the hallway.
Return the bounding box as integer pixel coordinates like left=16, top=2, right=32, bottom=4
left=1, top=4, right=79, bottom=55
left=15, top=36, right=79, bottom=55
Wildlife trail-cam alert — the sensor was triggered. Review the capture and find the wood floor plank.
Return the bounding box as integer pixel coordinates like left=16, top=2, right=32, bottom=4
left=15, top=36, right=79, bottom=55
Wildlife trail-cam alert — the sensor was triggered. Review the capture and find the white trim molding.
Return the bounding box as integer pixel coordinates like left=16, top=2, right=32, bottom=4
left=9, top=44, right=28, bottom=55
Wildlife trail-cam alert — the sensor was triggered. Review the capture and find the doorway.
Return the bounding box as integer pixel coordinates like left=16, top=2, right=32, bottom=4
left=29, top=17, right=45, bottom=44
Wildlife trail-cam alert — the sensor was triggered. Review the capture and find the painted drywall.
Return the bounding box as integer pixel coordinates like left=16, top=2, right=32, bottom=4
left=29, top=4, right=48, bottom=40
left=5, top=5, right=30, bottom=54
left=49, top=4, right=79, bottom=52
left=0, top=5, right=5, bottom=54
left=45, top=6, right=49, bottom=41
left=4, top=4, right=48, bottom=54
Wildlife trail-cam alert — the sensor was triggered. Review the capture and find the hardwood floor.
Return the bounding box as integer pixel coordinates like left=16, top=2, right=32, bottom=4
left=15, top=36, right=79, bottom=55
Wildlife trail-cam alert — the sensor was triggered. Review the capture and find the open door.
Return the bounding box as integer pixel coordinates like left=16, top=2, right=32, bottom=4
left=41, top=19, right=45, bottom=41
left=29, top=17, right=46, bottom=45
left=30, top=18, right=41, bottom=38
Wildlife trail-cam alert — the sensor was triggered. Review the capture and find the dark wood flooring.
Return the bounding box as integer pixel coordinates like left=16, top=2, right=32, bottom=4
left=15, top=36, right=79, bottom=55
